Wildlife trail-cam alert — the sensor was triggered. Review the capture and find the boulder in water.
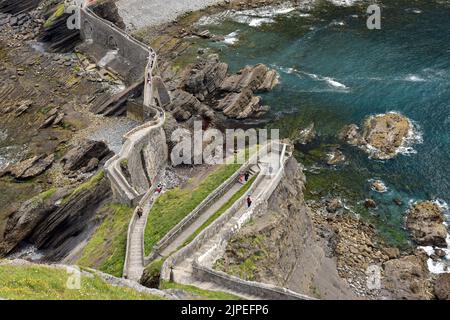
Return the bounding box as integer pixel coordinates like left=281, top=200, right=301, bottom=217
left=340, top=112, right=414, bottom=160
left=406, top=201, right=448, bottom=247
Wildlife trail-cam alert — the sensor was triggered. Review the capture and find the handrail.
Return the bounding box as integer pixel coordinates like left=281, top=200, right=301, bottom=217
left=145, top=143, right=271, bottom=262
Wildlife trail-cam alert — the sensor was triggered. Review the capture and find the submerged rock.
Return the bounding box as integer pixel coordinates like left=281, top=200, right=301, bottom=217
left=326, top=148, right=346, bottom=166
left=292, top=123, right=316, bottom=145
left=406, top=201, right=448, bottom=247
left=371, top=180, right=387, bottom=193
left=340, top=112, right=414, bottom=160
left=364, top=199, right=377, bottom=208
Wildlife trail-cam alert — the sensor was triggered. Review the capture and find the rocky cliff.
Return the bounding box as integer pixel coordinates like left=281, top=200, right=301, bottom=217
left=0, top=170, right=112, bottom=261
left=215, top=157, right=356, bottom=299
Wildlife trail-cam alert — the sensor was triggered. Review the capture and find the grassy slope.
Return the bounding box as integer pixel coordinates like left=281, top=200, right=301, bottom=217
left=144, top=163, right=241, bottom=255
left=77, top=204, right=133, bottom=277
left=182, top=175, right=257, bottom=247
left=0, top=264, right=163, bottom=300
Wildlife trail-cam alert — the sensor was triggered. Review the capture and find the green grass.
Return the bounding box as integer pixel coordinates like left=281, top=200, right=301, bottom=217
left=144, top=163, right=242, bottom=255
left=0, top=264, right=164, bottom=300
left=43, top=3, right=66, bottom=29
left=77, top=204, right=133, bottom=277
left=182, top=175, right=257, bottom=248
left=214, top=235, right=267, bottom=281
left=141, top=259, right=165, bottom=288
left=160, top=281, right=241, bottom=300
left=62, top=170, right=104, bottom=204
left=29, top=187, right=57, bottom=206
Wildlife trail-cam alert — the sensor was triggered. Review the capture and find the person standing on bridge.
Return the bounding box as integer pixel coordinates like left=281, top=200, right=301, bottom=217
left=247, top=195, right=252, bottom=208
left=137, top=206, right=143, bottom=219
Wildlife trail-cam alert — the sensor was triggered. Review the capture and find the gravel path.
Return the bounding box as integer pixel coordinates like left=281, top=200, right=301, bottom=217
left=116, top=0, right=225, bottom=30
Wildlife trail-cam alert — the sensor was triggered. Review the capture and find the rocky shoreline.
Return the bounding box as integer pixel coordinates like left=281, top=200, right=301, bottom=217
left=216, top=157, right=449, bottom=299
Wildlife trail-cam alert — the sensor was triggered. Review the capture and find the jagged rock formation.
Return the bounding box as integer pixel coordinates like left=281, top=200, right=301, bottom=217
left=184, top=54, right=228, bottom=100
left=166, top=54, right=279, bottom=121
left=0, top=171, right=112, bottom=261
left=0, top=0, right=41, bottom=14
left=90, top=0, right=126, bottom=30
left=0, top=154, right=54, bottom=180
left=38, top=3, right=82, bottom=53
left=291, top=123, right=316, bottom=145
left=406, top=201, right=448, bottom=247
left=62, top=139, right=112, bottom=172
left=166, top=89, right=215, bottom=121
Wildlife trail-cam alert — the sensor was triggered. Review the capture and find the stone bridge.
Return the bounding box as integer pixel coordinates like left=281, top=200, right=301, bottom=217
left=78, top=1, right=313, bottom=299
left=158, top=141, right=314, bottom=300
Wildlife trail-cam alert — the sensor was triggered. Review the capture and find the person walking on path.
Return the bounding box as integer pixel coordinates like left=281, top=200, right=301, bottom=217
left=137, top=206, right=143, bottom=219
left=156, top=184, right=162, bottom=194
left=247, top=195, right=252, bottom=208
left=244, top=171, right=250, bottom=182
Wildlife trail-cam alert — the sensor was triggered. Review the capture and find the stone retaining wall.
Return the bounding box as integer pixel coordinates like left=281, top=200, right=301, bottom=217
left=79, top=7, right=153, bottom=83
left=104, top=107, right=167, bottom=205
left=192, top=260, right=313, bottom=300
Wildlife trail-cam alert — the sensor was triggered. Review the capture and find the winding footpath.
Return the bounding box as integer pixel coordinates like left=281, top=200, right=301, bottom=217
left=158, top=167, right=260, bottom=259
left=125, top=190, right=160, bottom=281
left=84, top=1, right=310, bottom=298
left=166, top=150, right=285, bottom=297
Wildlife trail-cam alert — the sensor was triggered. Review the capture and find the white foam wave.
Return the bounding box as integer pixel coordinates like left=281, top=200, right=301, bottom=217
left=196, top=4, right=298, bottom=28
left=223, top=31, right=239, bottom=45
left=324, top=77, right=348, bottom=89
left=305, top=72, right=349, bottom=90
left=330, top=20, right=346, bottom=26
left=248, top=17, right=275, bottom=27
left=328, top=0, right=360, bottom=7
left=278, top=67, right=350, bottom=92
left=404, top=74, right=427, bottom=82
left=405, top=8, right=423, bottom=14
left=416, top=199, right=450, bottom=274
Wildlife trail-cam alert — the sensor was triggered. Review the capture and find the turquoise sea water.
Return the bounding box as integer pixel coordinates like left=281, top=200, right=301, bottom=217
left=198, top=0, right=450, bottom=246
